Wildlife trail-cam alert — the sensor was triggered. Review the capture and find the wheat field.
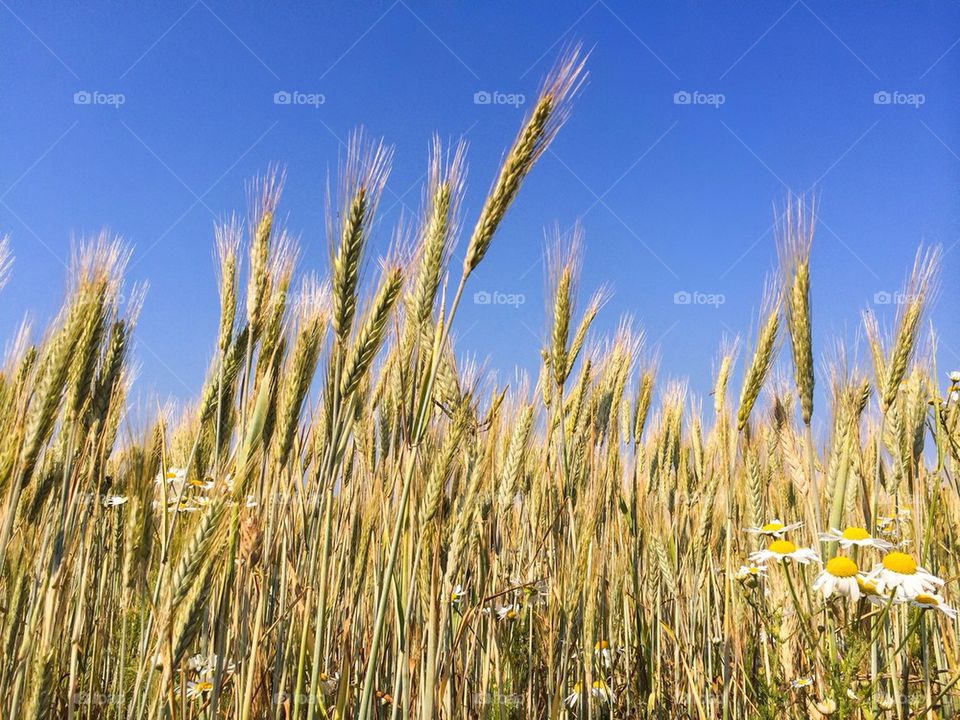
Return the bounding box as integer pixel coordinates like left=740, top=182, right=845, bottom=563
left=0, top=48, right=958, bottom=719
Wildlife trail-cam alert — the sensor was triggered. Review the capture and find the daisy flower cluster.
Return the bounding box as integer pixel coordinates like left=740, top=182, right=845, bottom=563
left=564, top=678, right=614, bottom=709
left=182, top=653, right=236, bottom=700
left=742, top=517, right=957, bottom=619
left=562, top=639, right=622, bottom=711
left=820, top=525, right=954, bottom=617
left=153, top=467, right=254, bottom=513
left=477, top=574, right=549, bottom=622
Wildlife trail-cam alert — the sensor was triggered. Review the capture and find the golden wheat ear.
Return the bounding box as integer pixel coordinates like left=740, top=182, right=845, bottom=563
left=736, top=277, right=782, bottom=432
left=327, top=133, right=394, bottom=351
left=880, top=245, right=940, bottom=411
left=274, top=276, right=329, bottom=468
left=778, top=195, right=815, bottom=426
left=245, top=165, right=286, bottom=339
left=407, top=137, right=467, bottom=335
left=462, top=44, right=587, bottom=279
left=214, top=215, right=242, bottom=355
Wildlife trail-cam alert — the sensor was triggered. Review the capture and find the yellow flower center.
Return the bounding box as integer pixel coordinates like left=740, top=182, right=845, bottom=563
left=914, top=593, right=938, bottom=606
left=592, top=680, right=607, bottom=690
left=197, top=682, right=212, bottom=692
left=881, top=552, right=917, bottom=575
left=841, top=527, right=870, bottom=541
left=857, top=577, right=880, bottom=595
left=595, top=640, right=609, bottom=650
left=768, top=539, right=796, bottom=555
left=761, top=521, right=785, bottom=533
left=506, top=609, right=518, bottom=619
left=825, top=556, right=858, bottom=577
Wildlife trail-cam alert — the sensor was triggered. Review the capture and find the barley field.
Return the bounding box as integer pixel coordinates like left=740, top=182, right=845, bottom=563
left=0, top=48, right=958, bottom=720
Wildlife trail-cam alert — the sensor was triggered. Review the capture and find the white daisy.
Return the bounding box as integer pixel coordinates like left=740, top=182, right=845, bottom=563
left=318, top=671, right=339, bottom=693
left=155, top=467, right=186, bottom=485
left=910, top=592, right=958, bottom=619
left=818, top=526, right=892, bottom=550
left=496, top=603, right=521, bottom=621
left=868, top=552, right=944, bottom=600
left=856, top=575, right=903, bottom=607
left=744, top=519, right=802, bottom=538
left=186, top=653, right=206, bottom=673
left=449, top=584, right=466, bottom=605
left=734, top=564, right=767, bottom=582
left=186, top=680, right=213, bottom=699
left=749, top=540, right=820, bottom=565
left=948, top=370, right=960, bottom=384
left=103, top=495, right=128, bottom=508
left=812, top=556, right=862, bottom=600
left=564, top=679, right=614, bottom=708
left=876, top=515, right=897, bottom=533
left=187, top=653, right=236, bottom=678
left=790, top=676, right=814, bottom=690
left=522, top=579, right=549, bottom=606
left=168, top=500, right=198, bottom=514
left=594, top=640, right=614, bottom=668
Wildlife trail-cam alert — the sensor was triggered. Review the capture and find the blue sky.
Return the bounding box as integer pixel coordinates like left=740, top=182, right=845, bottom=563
left=1, top=1, right=958, bottom=432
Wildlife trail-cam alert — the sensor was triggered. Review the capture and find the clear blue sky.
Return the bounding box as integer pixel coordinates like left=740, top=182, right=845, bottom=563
left=2, top=1, right=958, bottom=432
